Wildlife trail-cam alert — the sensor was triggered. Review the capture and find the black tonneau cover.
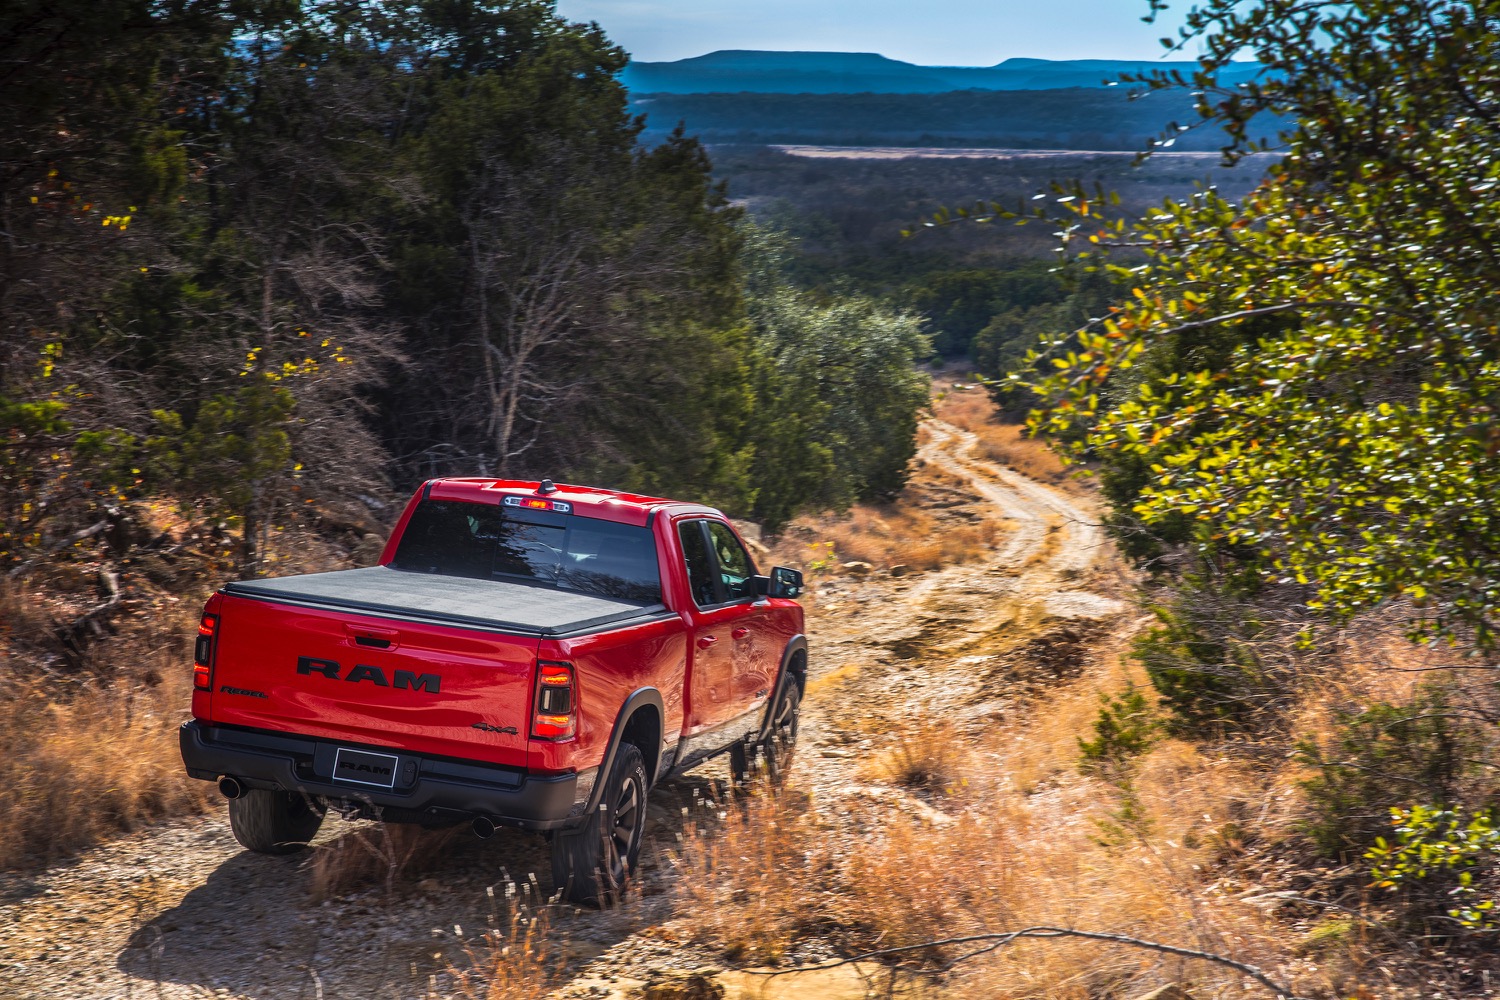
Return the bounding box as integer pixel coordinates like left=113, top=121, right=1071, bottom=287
left=223, top=566, right=670, bottom=637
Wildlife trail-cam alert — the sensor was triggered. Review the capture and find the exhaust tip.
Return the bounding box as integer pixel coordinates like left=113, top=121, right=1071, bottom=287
left=472, top=816, right=496, bottom=840
left=217, top=776, right=244, bottom=799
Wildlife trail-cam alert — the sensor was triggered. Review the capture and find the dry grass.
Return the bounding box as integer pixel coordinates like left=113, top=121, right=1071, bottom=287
left=801, top=503, right=1003, bottom=576
left=663, top=609, right=1490, bottom=997
left=670, top=785, right=834, bottom=964
left=665, top=634, right=1341, bottom=996
left=669, top=762, right=1287, bottom=998
left=833, top=797, right=1284, bottom=1000
left=439, top=881, right=562, bottom=1000
left=973, top=422, right=1075, bottom=486
left=862, top=716, right=965, bottom=792
left=0, top=575, right=218, bottom=870
left=307, top=823, right=471, bottom=901
left=935, top=385, right=1077, bottom=489
left=0, top=513, right=370, bottom=873
left=0, top=667, right=216, bottom=869
left=0, top=577, right=70, bottom=643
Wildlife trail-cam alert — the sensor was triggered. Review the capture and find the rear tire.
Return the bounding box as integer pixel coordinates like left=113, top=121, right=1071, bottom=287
left=227, top=789, right=325, bottom=855
left=551, top=742, right=647, bottom=907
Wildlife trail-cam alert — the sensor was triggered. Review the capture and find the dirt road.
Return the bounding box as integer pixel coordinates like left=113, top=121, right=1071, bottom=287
left=0, top=399, right=1126, bottom=1000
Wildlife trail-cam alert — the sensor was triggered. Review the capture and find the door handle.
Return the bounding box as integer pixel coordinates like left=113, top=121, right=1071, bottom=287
left=731, top=627, right=750, bottom=640
left=697, top=636, right=718, bottom=649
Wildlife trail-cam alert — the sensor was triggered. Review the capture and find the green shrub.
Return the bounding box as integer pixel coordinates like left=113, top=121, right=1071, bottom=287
left=1366, top=804, right=1500, bottom=931
left=1131, top=581, right=1295, bottom=735
left=1078, top=685, right=1161, bottom=776
left=1296, top=684, right=1482, bottom=858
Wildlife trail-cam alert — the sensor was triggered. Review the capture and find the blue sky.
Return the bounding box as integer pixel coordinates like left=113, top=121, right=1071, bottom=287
left=551, top=0, right=1195, bottom=65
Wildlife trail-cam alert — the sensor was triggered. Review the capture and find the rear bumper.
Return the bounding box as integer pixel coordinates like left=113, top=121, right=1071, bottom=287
left=180, top=721, right=585, bottom=832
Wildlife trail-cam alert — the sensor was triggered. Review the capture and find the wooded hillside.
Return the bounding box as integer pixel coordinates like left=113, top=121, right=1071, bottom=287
left=1, top=0, right=932, bottom=592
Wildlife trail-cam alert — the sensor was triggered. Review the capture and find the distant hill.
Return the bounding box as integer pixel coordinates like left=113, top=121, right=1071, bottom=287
left=631, top=88, right=1277, bottom=152
left=620, top=50, right=1263, bottom=95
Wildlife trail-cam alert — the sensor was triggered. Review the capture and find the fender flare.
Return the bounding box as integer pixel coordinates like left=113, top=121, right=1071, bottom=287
left=581, top=687, right=666, bottom=819
left=754, top=633, right=808, bottom=743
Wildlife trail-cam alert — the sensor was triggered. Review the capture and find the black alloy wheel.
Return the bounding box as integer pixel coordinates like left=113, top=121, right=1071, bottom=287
left=605, top=764, right=642, bottom=884
left=761, top=678, right=801, bottom=783
left=551, top=741, right=648, bottom=907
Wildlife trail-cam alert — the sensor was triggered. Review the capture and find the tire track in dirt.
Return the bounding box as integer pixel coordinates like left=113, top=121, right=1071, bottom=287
left=782, top=410, right=1131, bottom=940
left=807, top=415, right=1122, bottom=686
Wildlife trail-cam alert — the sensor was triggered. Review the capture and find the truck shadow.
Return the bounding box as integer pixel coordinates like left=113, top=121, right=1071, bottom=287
left=117, top=773, right=722, bottom=998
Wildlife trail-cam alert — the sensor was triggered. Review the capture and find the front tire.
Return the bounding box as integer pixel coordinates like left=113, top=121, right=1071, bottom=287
left=728, top=739, right=755, bottom=788
left=227, top=789, right=325, bottom=854
left=551, top=742, right=648, bottom=907
left=760, top=678, right=801, bottom=783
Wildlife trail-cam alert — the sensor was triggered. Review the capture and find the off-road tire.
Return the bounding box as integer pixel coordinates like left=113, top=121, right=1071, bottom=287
left=227, top=789, right=325, bottom=855
left=551, top=742, right=648, bottom=907
left=760, top=678, right=801, bottom=784
left=728, top=739, right=755, bottom=788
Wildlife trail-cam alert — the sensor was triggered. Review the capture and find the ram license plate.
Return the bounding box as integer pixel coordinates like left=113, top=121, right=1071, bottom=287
left=332, top=747, right=399, bottom=788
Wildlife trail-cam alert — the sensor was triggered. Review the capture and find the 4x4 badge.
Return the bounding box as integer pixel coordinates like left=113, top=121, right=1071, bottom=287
left=472, top=722, right=519, bottom=735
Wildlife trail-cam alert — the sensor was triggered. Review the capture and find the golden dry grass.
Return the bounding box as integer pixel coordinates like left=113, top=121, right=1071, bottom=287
left=0, top=578, right=213, bottom=870
left=0, top=667, right=216, bottom=868
left=665, top=609, right=1491, bottom=996
left=670, top=758, right=1288, bottom=997
left=0, top=577, right=59, bottom=649
left=440, top=882, right=561, bottom=1000
left=804, top=503, right=1003, bottom=576
left=935, top=385, right=1077, bottom=489
left=670, top=785, right=834, bottom=965
left=664, top=623, right=1452, bottom=996
left=0, top=516, right=366, bottom=872
left=861, top=715, right=965, bottom=792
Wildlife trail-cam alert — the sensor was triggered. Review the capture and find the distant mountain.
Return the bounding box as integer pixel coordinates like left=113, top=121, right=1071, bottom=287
left=631, top=88, right=1241, bottom=152
left=620, top=50, right=1263, bottom=95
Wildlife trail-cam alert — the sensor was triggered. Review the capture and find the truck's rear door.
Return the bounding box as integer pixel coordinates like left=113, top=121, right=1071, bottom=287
left=207, top=595, right=537, bottom=769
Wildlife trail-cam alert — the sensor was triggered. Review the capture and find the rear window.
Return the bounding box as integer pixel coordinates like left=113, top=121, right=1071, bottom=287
left=392, top=500, right=662, bottom=604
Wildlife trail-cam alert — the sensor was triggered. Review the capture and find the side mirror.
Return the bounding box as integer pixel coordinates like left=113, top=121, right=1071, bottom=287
left=767, top=566, right=804, bottom=599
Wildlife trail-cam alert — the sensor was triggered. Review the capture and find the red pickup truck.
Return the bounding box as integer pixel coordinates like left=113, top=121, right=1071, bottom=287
left=179, top=478, right=806, bottom=904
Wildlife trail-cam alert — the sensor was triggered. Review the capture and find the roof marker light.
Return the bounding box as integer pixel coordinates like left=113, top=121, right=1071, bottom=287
left=502, top=495, right=572, bottom=514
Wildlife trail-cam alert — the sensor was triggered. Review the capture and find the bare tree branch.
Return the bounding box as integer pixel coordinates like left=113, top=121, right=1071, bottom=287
left=748, top=926, right=1305, bottom=1000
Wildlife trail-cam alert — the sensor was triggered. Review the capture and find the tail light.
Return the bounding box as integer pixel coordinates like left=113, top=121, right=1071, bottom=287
left=193, top=613, right=218, bottom=691
left=532, top=661, right=576, bottom=740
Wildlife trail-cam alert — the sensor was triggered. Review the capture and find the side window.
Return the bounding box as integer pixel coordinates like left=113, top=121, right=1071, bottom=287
left=706, top=521, right=757, bottom=603
left=677, top=520, right=720, bottom=608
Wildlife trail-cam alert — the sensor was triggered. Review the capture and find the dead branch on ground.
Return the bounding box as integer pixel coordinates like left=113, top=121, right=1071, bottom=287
left=750, top=926, right=1305, bottom=999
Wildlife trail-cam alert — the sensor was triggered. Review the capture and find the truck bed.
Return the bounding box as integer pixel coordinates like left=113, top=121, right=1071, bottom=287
left=224, top=566, right=670, bottom=636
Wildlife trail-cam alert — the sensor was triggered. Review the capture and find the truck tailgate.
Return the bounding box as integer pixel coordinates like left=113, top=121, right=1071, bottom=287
left=208, top=594, right=538, bottom=768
